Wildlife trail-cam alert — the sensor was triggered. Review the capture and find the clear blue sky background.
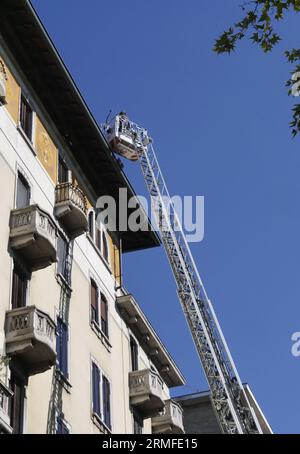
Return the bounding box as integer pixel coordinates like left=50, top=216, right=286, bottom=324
left=32, top=0, right=300, bottom=434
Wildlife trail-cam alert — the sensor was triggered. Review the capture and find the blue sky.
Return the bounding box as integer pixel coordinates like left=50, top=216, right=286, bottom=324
left=32, top=0, right=300, bottom=433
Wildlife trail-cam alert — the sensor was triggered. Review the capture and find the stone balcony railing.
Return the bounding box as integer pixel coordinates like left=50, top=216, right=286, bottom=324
left=5, top=306, right=56, bottom=376
left=129, top=369, right=165, bottom=418
left=0, top=380, right=13, bottom=434
left=152, top=399, right=184, bottom=434
left=9, top=204, right=57, bottom=271
left=54, top=183, right=88, bottom=239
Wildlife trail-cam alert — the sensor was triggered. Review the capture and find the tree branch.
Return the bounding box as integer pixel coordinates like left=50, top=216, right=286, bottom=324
left=214, top=0, right=300, bottom=135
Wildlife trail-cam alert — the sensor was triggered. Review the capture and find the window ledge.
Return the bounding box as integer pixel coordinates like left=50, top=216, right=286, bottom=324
left=55, top=369, right=72, bottom=394
left=17, top=124, right=36, bottom=156
left=90, top=320, right=112, bottom=352
left=92, top=413, right=112, bottom=434
left=86, top=234, right=112, bottom=275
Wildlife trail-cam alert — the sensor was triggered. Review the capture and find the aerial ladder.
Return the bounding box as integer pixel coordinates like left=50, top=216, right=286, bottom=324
left=104, top=113, right=263, bottom=434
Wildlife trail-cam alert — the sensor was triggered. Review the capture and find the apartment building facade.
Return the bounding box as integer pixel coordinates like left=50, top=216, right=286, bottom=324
left=0, top=0, right=185, bottom=435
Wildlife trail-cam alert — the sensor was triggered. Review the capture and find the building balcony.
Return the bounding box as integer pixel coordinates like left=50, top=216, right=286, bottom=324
left=5, top=306, right=56, bottom=376
left=152, top=399, right=184, bottom=434
left=9, top=205, right=57, bottom=271
left=0, top=381, right=13, bottom=434
left=54, top=183, right=88, bottom=239
left=129, top=369, right=164, bottom=418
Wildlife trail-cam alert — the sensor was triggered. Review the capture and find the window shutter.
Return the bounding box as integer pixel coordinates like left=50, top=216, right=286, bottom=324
left=91, top=280, right=99, bottom=324
left=88, top=212, right=94, bottom=239
left=61, top=321, right=68, bottom=378
left=103, top=376, right=111, bottom=429
left=58, top=158, right=69, bottom=184
left=96, top=228, right=101, bottom=250
left=20, top=97, right=26, bottom=133
left=100, top=294, right=108, bottom=337
left=12, top=267, right=27, bottom=309
left=10, top=373, right=25, bottom=434
left=130, top=337, right=138, bottom=372
left=92, top=363, right=101, bottom=417
left=20, top=96, right=33, bottom=140
left=102, top=231, right=109, bottom=262
left=57, top=236, right=68, bottom=279
left=11, top=269, right=19, bottom=309
left=57, top=237, right=63, bottom=275
left=56, top=318, right=68, bottom=378
left=16, top=174, right=30, bottom=209
left=56, top=318, right=62, bottom=368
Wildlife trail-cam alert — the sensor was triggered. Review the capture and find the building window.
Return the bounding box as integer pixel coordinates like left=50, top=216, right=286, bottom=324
left=56, top=317, right=68, bottom=379
left=88, top=211, right=94, bottom=239
left=130, top=336, right=138, bottom=372
left=58, top=157, right=69, bottom=184
left=56, top=416, right=70, bottom=434
left=133, top=413, right=143, bottom=435
left=10, top=372, right=25, bottom=434
left=90, top=279, right=99, bottom=324
left=11, top=265, right=28, bottom=309
left=16, top=173, right=30, bottom=209
left=91, top=362, right=111, bottom=430
left=90, top=281, right=109, bottom=339
left=20, top=95, right=33, bottom=141
left=93, top=217, right=110, bottom=265
left=100, top=294, right=108, bottom=338
left=57, top=235, right=69, bottom=281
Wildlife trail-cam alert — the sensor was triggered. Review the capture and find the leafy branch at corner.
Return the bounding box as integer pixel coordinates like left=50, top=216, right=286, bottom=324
left=214, top=0, right=300, bottom=137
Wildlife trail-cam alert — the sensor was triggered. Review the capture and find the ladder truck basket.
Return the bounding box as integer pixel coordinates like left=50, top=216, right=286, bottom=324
left=104, top=113, right=152, bottom=161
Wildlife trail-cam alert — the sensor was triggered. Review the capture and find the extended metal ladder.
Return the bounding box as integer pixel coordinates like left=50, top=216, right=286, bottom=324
left=129, top=123, right=262, bottom=434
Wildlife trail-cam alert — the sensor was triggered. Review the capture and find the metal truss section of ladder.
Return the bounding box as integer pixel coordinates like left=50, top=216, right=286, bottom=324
left=132, top=125, right=262, bottom=434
